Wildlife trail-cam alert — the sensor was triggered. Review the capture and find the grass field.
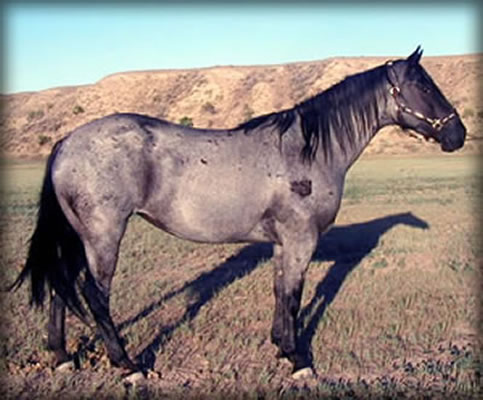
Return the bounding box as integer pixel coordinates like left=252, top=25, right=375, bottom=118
left=0, top=154, right=481, bottom=399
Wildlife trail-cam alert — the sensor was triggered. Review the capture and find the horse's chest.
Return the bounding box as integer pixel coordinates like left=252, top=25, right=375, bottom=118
left=305, top=180, right=343, bottom=230
left=277, top=176, right=342, bottom=233
left=316, top=189, right=342, bottom=223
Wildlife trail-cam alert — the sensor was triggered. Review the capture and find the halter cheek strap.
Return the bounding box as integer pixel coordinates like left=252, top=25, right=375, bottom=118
left=386, top=62, right=456, bottom=132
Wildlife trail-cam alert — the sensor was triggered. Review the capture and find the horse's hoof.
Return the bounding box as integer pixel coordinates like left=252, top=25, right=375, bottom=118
left=55, top=360, right=75, bottom=373
left=123, top=371, right=145, bottom=386
left=292, top=367, right=316, bottom=380
left=279, top=357, right=293, bottom=368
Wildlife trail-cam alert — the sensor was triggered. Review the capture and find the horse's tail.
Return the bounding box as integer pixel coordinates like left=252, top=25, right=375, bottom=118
left=9, top=140, right=88, bottom=322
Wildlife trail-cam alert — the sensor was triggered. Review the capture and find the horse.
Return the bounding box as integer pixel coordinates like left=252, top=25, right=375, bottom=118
left=10, top=47, right=466, bottom=378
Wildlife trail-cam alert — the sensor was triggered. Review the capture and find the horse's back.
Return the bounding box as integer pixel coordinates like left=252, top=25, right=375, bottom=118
left=48, top=113, right=283, bottom=243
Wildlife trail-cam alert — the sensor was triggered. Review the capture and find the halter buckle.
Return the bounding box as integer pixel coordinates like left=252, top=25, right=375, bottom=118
left=389, top=86, right=400, bottom=96
left=431, top=119, right=443, bottom=131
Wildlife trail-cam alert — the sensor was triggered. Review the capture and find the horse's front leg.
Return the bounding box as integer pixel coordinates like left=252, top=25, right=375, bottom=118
left=272, top=227, right=317, bottom=374
left=271, top=244, right=284, bottom=347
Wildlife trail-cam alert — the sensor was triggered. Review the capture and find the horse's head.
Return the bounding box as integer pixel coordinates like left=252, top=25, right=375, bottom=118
left=386, top=46, right=466, bottom=152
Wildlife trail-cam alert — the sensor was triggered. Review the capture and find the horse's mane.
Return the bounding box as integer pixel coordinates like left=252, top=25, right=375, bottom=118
left=235, top=64, right=389, bottom=162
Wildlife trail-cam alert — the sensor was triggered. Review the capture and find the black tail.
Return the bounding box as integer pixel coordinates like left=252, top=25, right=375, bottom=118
left=9, top=140, right=88, bottom=322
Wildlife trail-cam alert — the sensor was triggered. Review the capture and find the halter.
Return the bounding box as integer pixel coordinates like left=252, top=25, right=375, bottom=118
left=386, top=61, right=456, bottom=132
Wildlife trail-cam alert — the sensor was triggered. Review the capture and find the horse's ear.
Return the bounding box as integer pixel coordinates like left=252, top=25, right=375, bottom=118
left=407, top=46, right=423, bottom=65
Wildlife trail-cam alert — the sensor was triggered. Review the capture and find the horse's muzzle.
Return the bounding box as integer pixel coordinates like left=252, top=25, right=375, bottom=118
left=440, top=117, right=466, bottom=152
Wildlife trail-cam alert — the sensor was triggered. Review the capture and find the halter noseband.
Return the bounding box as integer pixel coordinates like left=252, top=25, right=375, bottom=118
left=386, top=61, right=456, bottom=132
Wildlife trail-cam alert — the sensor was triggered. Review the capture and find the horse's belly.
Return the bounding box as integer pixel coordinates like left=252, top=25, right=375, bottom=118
left=142, top=205, right=260, bottom=244
left=140, top=179, right=269, bottom=243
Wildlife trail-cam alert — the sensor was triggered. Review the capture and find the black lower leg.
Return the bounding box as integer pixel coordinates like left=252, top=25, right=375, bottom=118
left=271, top=300, right=283, bottom=347
left=48, top=294, right=69, bottom=365
left=272, top=231, right=317, bottom=372
left=279, top=282, right=302, bottom=357
left=281, top=280, right=311, bottom=371
left=82, top=278, right=137, bottom=371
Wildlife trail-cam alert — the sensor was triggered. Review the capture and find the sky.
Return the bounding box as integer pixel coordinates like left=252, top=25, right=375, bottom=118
left=2, top=2, right=480, bottom=94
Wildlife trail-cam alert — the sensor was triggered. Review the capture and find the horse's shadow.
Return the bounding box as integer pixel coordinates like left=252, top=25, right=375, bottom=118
left=120, top=212, right=428, bottom=369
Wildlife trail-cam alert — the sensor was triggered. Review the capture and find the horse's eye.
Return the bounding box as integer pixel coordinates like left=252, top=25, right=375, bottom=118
left=415, top=84, right=430, bottom=94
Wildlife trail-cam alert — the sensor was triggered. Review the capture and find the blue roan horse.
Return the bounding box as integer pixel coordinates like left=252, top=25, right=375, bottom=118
left=11, top=47, right=466, bottom=377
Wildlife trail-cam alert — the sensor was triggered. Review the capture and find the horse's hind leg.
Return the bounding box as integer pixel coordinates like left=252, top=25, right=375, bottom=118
left=81, top=271, right=136, bottom=370
left=47, top=293, right=69, bottom=365
left=78, top=214, right=138, bottom=371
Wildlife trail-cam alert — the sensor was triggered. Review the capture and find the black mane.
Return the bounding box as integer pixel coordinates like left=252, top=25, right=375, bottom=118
left=236, top=64, right=389, bottom=162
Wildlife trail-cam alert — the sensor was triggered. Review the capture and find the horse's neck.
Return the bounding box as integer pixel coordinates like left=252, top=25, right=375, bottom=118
left=339, top=119, right=385, bottom=172
left=334, top=85, right=392, bottom=173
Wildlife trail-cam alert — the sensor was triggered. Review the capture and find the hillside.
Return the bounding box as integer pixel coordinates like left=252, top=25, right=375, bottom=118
left=1, top=54, right=481, bottom=158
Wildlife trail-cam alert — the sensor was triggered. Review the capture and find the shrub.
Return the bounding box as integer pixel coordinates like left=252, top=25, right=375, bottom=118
left=72, top=105, right=85, bottom=115
left=27, top=110, right=44, bottom=122
left=179, top=116, right=194, bottom=127
left=38, top=135, right=51, bottom=146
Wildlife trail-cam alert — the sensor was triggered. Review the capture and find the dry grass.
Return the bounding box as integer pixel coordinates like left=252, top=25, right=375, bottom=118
left=0, top=154, right=481, bottom=399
